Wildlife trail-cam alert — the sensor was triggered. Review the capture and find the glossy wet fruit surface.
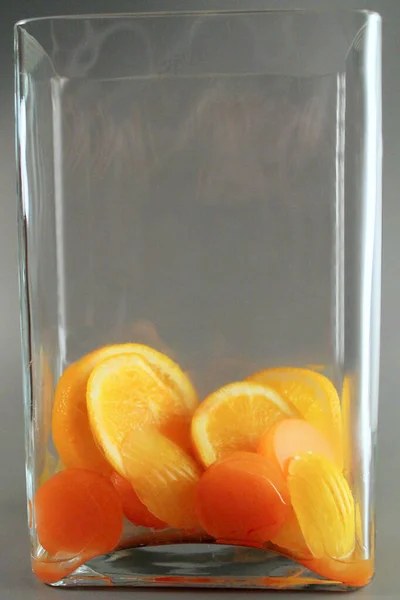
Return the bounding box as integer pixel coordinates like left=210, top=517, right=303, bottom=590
left=258, top=418, right=336, bottom=476
left=35, top=468, right=123, bottom=557
left=31, top=344, right=368, bottom=587
left=52, top=344, right=197, bottom=475
left=87, top=352, right=197, bottom=473
left=287, top=453, right=355, bottom=560
left=248, top=368, right=343, bottom=466
left=270, top=509, right=311, bottom=559
left=195, top=452, right=291, bottom=544
left=191, top=381, right=294, bottom=466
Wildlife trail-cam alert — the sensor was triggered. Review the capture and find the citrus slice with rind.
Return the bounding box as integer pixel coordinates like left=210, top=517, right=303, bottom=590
left=248, top=368, right=343, bottom=466
left=191, top=381, right=294, bottom=467
left=130, top=344, right=197, bottom=409
left=288, top=453, right=355, bottom=560
left=121, top=428, right=202, bottom=529
left=87, top=353, right=197, bottom=474
left=52, top=344, right=197, bottom=474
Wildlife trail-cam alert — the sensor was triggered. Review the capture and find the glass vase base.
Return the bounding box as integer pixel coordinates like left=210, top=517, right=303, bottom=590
left=50, top=544, right=353, bottom=591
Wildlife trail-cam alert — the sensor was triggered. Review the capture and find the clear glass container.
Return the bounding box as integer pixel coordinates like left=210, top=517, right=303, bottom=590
left=15, top=8, right=382, bottom=591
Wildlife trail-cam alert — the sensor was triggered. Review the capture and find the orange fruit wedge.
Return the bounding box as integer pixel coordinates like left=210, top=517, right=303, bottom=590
left=121, top=428, right=202, bottom=529
left=52, top=344, right=197, bottom=475
left=248, top=368, right=343, bottom=467
left=191, top=381, right=294, bottom=467
left=287, top=453, right=355, bottom=560
left=87, top=353, right=197, bottom=474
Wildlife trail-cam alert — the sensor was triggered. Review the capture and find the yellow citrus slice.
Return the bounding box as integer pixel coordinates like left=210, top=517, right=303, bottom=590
left=121, top=428, right=202, bottom=529
left=191, top=381, right=294, bottom=467
left=87, top=353, right=198, bottom=473
left=125, top=344, right=197, bottom=411
left=271, top=510, right=312, bottom=559
left=287, top=453, right=355, bottom=560
left=248, top=368, right=343, bottom=466
left=52, top=343, right=197, bottom=474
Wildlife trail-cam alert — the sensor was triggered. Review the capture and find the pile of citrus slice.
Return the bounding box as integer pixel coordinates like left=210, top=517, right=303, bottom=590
left=32, top=343, right=371, bottom=588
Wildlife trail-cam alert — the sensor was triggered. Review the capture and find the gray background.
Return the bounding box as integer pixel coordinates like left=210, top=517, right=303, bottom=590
left=0, top=0, right=398, bottom=598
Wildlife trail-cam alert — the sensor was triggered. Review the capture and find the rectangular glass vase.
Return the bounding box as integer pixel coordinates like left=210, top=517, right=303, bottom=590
left=15, top=8, right=382, bottom=591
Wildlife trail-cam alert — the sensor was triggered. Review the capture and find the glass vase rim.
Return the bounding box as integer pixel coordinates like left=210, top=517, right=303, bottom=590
left=14, top=8, right=381, bottom=30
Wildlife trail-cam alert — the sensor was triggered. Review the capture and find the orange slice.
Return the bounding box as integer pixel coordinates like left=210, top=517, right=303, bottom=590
left=261, top=420, right=334, bottom=559
left=110, top=472, right=166, bottom=529
left=87, top=353, right=198, bottom=473
left=271, top=509, right=312, bottom=559
left=258, top=418, right=335, bottom=477
left=287, top=454, right=355, bottom=560
left=195, top=452, right=291, bottom=545
left=52, top=344, right=197, bottom=474
left=248, top=368, right=343, bottom=466
left=121, top=428, right=202, bottom=529
left=191, top=382, right=294, bottom=467
left=35, top=468, right=123, bottom=557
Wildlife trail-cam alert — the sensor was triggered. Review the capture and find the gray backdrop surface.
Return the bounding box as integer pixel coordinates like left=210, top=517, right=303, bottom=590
left=0, top=1, right=398, bottom=598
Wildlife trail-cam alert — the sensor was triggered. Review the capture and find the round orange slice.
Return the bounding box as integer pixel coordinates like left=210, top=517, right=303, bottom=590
left=87, top=353, right=198, bottom=474
left=248, top=368, right=343, bottom=467
left=52, top=343, right=197, bottom=474
left=287, top=453, right=355, bottom=560
left=191, top=381, right=294, bottom=467
left=34, top=468, right=124, bottom=557
left=121, top=428, right=202, bottom=529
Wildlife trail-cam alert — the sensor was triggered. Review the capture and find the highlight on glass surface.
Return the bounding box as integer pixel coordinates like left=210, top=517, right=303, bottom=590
left=15, top=8, right=382, bottom=590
